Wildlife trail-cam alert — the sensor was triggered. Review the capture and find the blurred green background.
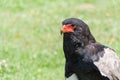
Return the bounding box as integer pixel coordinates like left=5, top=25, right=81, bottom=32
left=0, top=0, right=120, bottom=80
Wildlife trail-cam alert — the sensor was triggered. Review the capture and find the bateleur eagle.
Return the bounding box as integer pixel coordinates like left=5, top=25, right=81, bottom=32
left=61, top=18, right=120, bottom=80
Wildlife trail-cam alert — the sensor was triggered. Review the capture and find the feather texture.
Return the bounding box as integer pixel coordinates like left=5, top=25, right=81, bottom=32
left=61, top=18, right=120, bottom=80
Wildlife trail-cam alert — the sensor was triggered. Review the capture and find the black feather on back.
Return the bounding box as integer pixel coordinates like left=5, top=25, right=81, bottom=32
left=76, top=43, right=108, bottom=62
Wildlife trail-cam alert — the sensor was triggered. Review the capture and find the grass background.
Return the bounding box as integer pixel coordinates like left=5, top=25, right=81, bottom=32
left=0, top=0, right=120, bottom=80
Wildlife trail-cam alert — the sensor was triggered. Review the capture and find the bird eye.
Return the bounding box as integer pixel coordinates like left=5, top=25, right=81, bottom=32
left=71, top=24, right=74, bottom=26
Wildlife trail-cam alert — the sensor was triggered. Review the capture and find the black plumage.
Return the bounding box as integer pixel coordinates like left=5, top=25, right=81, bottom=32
left=61, top=18, right=120, bottom=80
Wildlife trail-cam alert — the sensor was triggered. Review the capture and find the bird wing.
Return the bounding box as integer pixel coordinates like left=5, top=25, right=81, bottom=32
left=94, top=48, right=120, bottom=80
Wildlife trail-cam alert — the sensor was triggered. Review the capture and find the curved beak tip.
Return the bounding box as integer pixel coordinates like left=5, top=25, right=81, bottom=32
left=60, top=30, right=63, bottom=35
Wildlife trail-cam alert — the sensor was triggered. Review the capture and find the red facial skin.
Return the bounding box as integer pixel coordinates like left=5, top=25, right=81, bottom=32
left=62, top=24, right=74, bottom=33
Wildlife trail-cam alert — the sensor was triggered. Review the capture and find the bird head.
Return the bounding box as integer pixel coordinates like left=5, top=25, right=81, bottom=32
left=61, top=18, right=96, bottom=47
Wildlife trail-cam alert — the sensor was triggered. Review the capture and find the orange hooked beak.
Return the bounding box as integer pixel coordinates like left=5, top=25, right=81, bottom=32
left=61, top=24, right=74, bottom=34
